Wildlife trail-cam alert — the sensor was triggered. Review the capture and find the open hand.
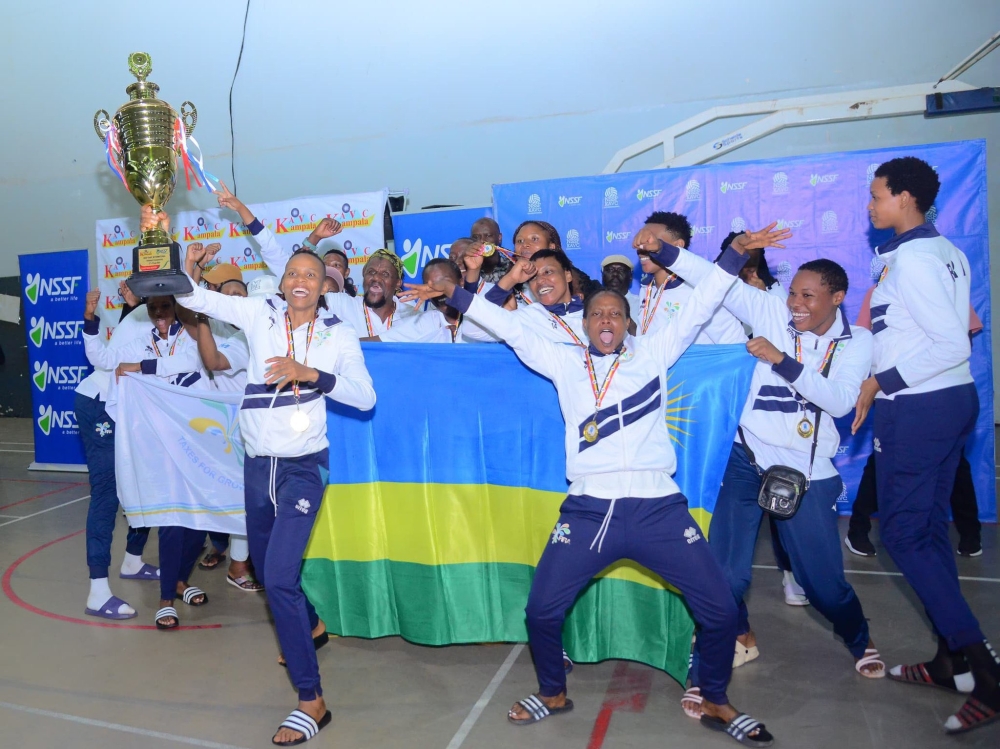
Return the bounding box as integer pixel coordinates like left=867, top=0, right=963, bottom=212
left=738, top=222, right=793, bottom=251
left=84, top=289, right=100, bottom=320
left=264, top=357, right=318, bottom=390
left=746, top=336, right=784, bottom=365
left=118, top=280, right=140, bottom=308
left=398, top=280, right=452, bottom=306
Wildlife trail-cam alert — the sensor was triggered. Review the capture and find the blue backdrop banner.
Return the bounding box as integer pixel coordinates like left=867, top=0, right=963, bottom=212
left=391, top=206, right=492, bottom=284
left=492, top=140, right=994, bottom=521
left=18, top=249, right=91, bottom=469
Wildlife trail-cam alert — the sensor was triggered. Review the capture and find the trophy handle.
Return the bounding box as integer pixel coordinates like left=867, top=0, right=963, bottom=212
left=94, top=109, right=111, bottom=143
left=180, top=101, right=197, bottom=136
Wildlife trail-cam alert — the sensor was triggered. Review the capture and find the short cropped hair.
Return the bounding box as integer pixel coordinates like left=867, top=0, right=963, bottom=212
left=798, top=259, right=849, bottom=295
left=583, top=288, right=630, bottom=321
left=645, top=211, right=692, bottom=249
left=874, top=157, right=940, bottom=214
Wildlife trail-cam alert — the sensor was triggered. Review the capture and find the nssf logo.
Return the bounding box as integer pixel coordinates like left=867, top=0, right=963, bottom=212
left=32, top=361, right=90, bottom=391
left=605, top=230, right=631, bottom=243
left=36, top=404, right=79, bottom=436
left=24, top=273, right=83, bottom=304
left=557, top=196, right=582, bottom=207
left=635, top=188, right=662, bottom=202
left=720, top=181, right=748, bottom=194
left=809, top=173, right=838, bottom=186
left=28, top=317, right=85, bottom=348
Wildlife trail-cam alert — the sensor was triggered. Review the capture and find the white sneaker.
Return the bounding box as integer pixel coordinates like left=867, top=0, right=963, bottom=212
left=782, top=570, right=810, bottom=607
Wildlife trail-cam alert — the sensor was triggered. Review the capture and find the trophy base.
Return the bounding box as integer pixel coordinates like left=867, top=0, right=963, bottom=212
left=126, top=242, right=193, bottom=297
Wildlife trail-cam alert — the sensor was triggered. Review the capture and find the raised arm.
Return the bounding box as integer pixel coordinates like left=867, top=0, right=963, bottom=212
left=178, top=243, right=260, bottom=330
left=400, top=279, right=569, bottom=379
left=643, top=247, right=747, bottom=369
left=195, top=318, right=233, bottom=371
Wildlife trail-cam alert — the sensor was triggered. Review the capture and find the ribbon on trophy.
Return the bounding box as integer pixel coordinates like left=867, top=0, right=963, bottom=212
left=101, top=122, right=128, bottom=188
left=173, top=117, right=218, bottom=194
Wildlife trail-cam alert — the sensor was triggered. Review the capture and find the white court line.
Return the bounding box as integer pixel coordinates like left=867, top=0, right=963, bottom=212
left=0, top=441, right=33, bottom=445
left=445, top=644, right=525, bottom=749
left=752, top=564, right=1000, bottom=584
left=0, top=496, right=89, bottom=528
left=0, top=701, right=250, bottom=749
left=0, top=449, right=35, bottom=453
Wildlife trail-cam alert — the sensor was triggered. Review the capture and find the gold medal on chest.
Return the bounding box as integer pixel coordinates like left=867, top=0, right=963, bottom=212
left=583, top=420, right=600, bottom=443
left=796, top=416, right=814, bottom=439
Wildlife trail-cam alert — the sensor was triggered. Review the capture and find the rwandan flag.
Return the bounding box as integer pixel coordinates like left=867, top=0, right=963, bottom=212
left=302, top=343, right=755, bottom=684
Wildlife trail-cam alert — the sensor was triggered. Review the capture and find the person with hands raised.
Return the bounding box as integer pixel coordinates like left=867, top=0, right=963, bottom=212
left=632, top=212, right=751, bottom=344
left=404, top=235, right=775, bottom=747
left=179, top=216, right=375, bottom=747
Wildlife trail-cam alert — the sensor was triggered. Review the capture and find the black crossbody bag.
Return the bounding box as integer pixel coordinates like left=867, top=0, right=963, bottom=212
left=738, top=349, right=836, bottom=519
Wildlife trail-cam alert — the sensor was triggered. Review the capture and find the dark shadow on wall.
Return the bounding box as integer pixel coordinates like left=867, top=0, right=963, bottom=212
left=0, top=276, right=31, bottom=417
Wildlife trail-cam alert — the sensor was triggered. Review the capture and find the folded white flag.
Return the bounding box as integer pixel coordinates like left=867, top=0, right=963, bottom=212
left=108, top=374, right=247, bottom=534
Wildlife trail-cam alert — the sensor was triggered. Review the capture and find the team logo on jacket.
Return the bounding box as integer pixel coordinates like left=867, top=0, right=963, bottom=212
left=684, top=527, right=701, bottom=544
left=551, top=522, right=571, bottom=544
left=295, top=498, right=311, bottom=514
left=96, top=422, right=112, bottom=437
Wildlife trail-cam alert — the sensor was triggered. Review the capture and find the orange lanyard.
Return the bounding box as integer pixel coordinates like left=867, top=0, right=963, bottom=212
left=151, top=328, right=184, bottom=358
left=794, top=337, right=838, bottom=372
left=584, top=348, right=623, bottom=410
left=364, top=305, right=393, bottom=337
left=640, top=275, right=676, bottom=334
left=284, top=312, right=315, bottom=400
left=551, top=313, right=585, bottom=347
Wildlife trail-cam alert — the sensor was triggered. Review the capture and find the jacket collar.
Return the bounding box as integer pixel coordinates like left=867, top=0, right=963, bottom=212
left=152, top=320, right=182, bottom=340
left=875, top=222, right=939, bottom=256
left=544, top=297, right=584, bottom=316
left=588, top=342, right=625, bottom=357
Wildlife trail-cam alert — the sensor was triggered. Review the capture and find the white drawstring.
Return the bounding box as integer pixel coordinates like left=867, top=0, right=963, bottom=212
left=269, top=456, right=278, bottom=516
left=589, top=498, right=617, bottom=553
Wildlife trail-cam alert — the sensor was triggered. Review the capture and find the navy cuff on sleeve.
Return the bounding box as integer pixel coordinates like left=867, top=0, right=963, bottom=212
left=484, top=283, right=511, bottom=307
left=449, top=286, right=476, bottom=314
left=246, top=218, right=264, bottom=236
left=648, top=243, right=680, bottom=268
left=716, top=245, right=750, bottom=276
left=875, top=367, right=908, bottom=396
left=314, top=370, right=337, bottom=394
left=463, top=278, right=480, bottom=294
left=140, top=359, right=157, bottom=375
left=771, top=354, right=804, bottom=383
left=83, top=317, right=100, bottom=336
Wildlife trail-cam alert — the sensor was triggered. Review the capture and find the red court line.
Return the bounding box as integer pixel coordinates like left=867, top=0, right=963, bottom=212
left=0, top=482, right=87, bottom=512
left=3, top=478, right=86, bottom=485
left=2, top=529, right=222, bottom=631
left=586, top=662, right=654, bottom=749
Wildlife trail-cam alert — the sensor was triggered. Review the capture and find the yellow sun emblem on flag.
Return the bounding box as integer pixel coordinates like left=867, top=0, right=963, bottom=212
left=664, top=380, right=694, bottom=448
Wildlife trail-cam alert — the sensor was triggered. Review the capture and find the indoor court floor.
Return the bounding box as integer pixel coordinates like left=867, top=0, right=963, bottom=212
left=0, top=417, right=997, bottom=749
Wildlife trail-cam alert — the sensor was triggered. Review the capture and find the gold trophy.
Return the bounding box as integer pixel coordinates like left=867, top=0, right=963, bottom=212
left=94, top=52, right=196, bottom=296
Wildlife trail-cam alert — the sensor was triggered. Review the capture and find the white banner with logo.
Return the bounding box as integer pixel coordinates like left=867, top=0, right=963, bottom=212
left=107, top=375, right=247, bottom=534
left=95, top=189, right=388, bottom=337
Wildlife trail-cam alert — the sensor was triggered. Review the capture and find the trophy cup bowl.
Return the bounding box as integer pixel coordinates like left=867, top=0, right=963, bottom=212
left=94, top=52, right=195, bottom=296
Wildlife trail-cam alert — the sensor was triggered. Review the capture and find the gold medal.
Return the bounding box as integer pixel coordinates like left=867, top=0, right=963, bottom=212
left=481, top=243, right=496, bottom=257
left=796, top=416, right=814, bottom=439
left=583, top=420, right=600, bottom=443
left=290, top=409, right=310, bottom=433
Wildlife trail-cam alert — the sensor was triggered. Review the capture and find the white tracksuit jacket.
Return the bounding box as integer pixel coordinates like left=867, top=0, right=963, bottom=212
left=178, top=282, right=375, bottom=459
left=869, top=223, right=972, bottom=400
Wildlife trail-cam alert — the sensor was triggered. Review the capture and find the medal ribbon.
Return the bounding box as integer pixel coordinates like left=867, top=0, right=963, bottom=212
left=584, top=348, right=624, bottom=413
left=284, top=312, right=316, bottom=402
left=793, top=336, right=838, bottom=372
left=173, top=117, right=219, bottom=194
left=151, top=328, right=184, bottom=358
left=103, top=123, right=128, bottom=188
left=639, top=275, right=677, bottom=334
left=364, top=305, right=393, bottom=337
left=551, top=313, right=585, bottom=347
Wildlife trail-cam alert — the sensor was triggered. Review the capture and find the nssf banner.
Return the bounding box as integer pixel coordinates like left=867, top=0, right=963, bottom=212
left=492, top=140, right=995, bottom=521
left=95, top=189, right=388, bottom=337
left=390, top=206, right=492, bottom=284
left=18, top=249, right=91, bottom=470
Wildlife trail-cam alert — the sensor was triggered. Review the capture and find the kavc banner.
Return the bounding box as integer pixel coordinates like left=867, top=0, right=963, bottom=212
left=107, top=375, right=247, bottom=535
left=95, top=189, right=388, bottom=337
left=492, top=140, right=995, bottom=521
left=390, top=206, right=492, bottom=284
left=18, top=249, right=91, bottom=471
